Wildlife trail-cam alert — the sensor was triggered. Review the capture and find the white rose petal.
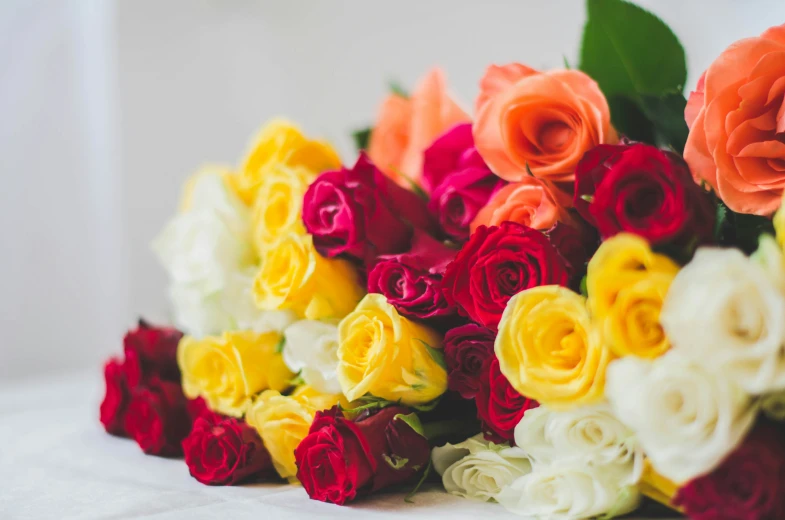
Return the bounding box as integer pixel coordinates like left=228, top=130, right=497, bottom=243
left=283, top=320, right=342, bottom=395
left=606, top=351, right=757, bottom=483
left=661, top=247, right=785, bottom=394
left=496, top=463, right=640, bottom=519
left=432, top=434, right=531, bottom=502
left=515, top=404, right=643, bottom=486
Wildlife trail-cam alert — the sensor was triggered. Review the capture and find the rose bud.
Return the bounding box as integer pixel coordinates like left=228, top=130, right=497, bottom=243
left=124, top=377, right=191, bottom=457
left=123, top=319, right=183, bottom=387
left=475, top=357, right=538, bottom=443
left=99, top=357, right=131, bottom=436
left=443, top=323, right=495, bottom=399
left=367, top=230, right=457, bottom=321
left=674, top=421, right=785, bottom=520
left=544, top=221, right=598, bottom=283
left=302, top=153, right=436, bottom=264
left=182, top=414, right=273, bottom=486
left=574, top=142, right=715, bottom=247
left=294, top=406, right=430, bottom=505
left=423, top=123, right=505, bottom=241
left=441, top=221, right=569, bottom=331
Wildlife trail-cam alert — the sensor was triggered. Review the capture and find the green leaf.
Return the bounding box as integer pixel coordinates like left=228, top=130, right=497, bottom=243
left=606, top=94, right=657, bottom=144
left=580, top=0, right=686, bottom=99
left=394, top=412, right=426, bottom=437
left=579, top=275, right=588, bottom=297
left=288, top=374, right=305, bottom=387
left=639, top=92, right=689, bottom=154
left=275, top=336, right=286, bottom=354
left=412, top=396, right=442, bottom=413
left=404, top=459, right=432, bottom=503
left=563, top=55, right=572, bottom=69
left=383, top=453, right=410, bottom=470
left=352, top=127, right=372, bottom=151
left=416, top=339, right=447, bottom=371
left=389, top=80, right=409, bottom=99
left=714, top=200, right=729, bottom=241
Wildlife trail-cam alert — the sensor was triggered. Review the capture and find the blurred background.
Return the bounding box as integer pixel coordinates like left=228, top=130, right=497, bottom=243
left=2, top=0, right=784, bottom=382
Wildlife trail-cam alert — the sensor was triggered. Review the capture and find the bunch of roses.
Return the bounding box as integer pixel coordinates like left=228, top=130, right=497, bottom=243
left=96, top=17, right=785, bottom=520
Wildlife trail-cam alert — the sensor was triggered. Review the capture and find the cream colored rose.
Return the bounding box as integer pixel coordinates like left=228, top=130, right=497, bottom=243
left=283, top=320, right=341, bottom=395
left=432, top=434, right=531, bottom=502
left=661, top=247, right=785, bottom=394
left=515, top=404, right=643, bottom=486
left=605, top=351, right=757, bottom=483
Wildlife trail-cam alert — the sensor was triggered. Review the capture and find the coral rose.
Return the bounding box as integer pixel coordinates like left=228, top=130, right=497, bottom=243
left=684, top=23, right=785, bottom=215
left=368, top=68, right=469, bottom=187
left=474, top=64, right=616, bottom=184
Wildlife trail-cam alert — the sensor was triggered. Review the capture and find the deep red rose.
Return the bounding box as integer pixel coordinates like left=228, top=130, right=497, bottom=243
left=544, top=221, right=598, bottom=283
left=443, top=323, right=495, bottom=399
left=123, top=319, right=183, bottom=386
left=367, top=230, right=457, bottom=320
left=302, top=153, right=436, bottom=264
left=475, top=357, right=538, bottom=443
left=124, top=377, right=191, bottom=457
left=442, top=221, right=569, bottom=331
left=295, top=406, right=430, bottom=505
left=423, top=124, right=506, bottom=241
left=186, top=396, right=221, bottom=425
left=673, top=422, right=785, bottom=520
left=100, top=357, right=131, bottom=436
left=182, top=414, right=273, bottom=485
left=574, top=143, right=715, bottom=246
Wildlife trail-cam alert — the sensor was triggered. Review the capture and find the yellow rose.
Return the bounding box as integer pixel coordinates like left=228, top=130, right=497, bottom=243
left=251, top=164, right=314, bottom=253
left=236, top=119, right=341, bottom=205
left=586, top=234, right=680, bottom=359
left=252, top=233, right=364, bottom=320
left=496, top=285, right=611, bottom=409
left=337, top=293, right=447, bottom=405
left=246, top=385, right=341, bottom=481
left=177, top=330, right=293, bottom=417
left=638, top=459, right=682, bottom=513
left=775, top=193, right=785, bottom=251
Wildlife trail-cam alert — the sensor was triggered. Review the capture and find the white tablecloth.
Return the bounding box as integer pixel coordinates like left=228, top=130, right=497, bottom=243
left=0, top=373, right=670, bottom=519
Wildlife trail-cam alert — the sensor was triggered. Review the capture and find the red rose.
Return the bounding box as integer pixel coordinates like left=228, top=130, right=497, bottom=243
left=186, top=396, right=220, bottom=424
left=442, top=221, right=569, bottom=330
left=123, top=319, right=183, bottom=386
left=475, top=357, right=538, bottom=443
left=544, top=221, right=598, bottom=282
left=295, top=406, right=430, bottom=505
left=99, top=357, right=131, bottom=436
left=367, top=230, right=457, bottom=320
left=443, top=323, right=495, bottom=399
left=574, top=142, right=715, bottom=246
left=302, top=153, right=436, bottom=264
left=423, top=124, right=506, bottom=241
left=182, top=414, right=273, bottom=485
left=124, top=377, right=191, bottom=457
left=673, top=422, right=785, bottom=520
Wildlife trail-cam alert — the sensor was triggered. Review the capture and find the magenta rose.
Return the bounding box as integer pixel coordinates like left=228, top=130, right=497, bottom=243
left=302, top=153, right=436, bottom=264
left=443, top=323, right=495, bottom=399
left=367, top=230, right=457, bottom=320
left=423, top=124, right=506, bottom=241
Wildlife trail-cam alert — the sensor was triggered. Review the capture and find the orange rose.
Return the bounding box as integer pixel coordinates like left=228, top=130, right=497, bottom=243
left=684, top=24, right=785, bottom=216
left=368, top=68, right=469, bottom=187
left=471, top=176, right=574, bottom=232
left=473, top=64, right=616, bottom=184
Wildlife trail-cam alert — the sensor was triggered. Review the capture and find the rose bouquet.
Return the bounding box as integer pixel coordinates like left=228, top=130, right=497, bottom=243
left=100, top=1, right=785, bottom=518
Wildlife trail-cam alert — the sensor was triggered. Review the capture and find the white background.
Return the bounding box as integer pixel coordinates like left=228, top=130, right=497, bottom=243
left=2, top=0, right=785, bottom=382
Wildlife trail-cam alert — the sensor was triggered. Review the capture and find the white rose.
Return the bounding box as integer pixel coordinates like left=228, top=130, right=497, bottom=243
left=515, top=404, right=643, bottom=486
left=661, top=247, right=785, bottom=394
left=432, top=434, right=531, bottom=502
left=605, top=351, right=757, bottom=483
left=282, top=320, right=341, bottom=395
left=496, top=463, right=640, bottom=519
left=170, top=268, right=295, bottom=338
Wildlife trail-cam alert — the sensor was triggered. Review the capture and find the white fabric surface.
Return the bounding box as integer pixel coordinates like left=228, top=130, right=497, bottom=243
left=0, top=374, right=670, bottom=519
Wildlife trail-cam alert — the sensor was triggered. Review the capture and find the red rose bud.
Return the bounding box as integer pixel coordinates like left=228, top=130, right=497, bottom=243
left=124, top=377, right=191, bottom=457
left=476, top=357, right=538, bottom=443
left=295, top=406, right=430, bottom=505
left=442, top=222, right=569, bottom=331
left=544, top=221, right=598, bottom=282
left=574, top=143, right=715, bottom=246
left=367, top=230, right=457, bottom=320
left=674, top=421, right=785, bottom=520
left=302, top=153, right=436, bottom=264
left=100, top=357, right=131, bottom=436
left=182, top=415, right=273, bottom=485
left=123, top=319, right=183, bottom=386
left=444, top=323, right=495, bottom=399
left=423, top=124, right=505, bottom=241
